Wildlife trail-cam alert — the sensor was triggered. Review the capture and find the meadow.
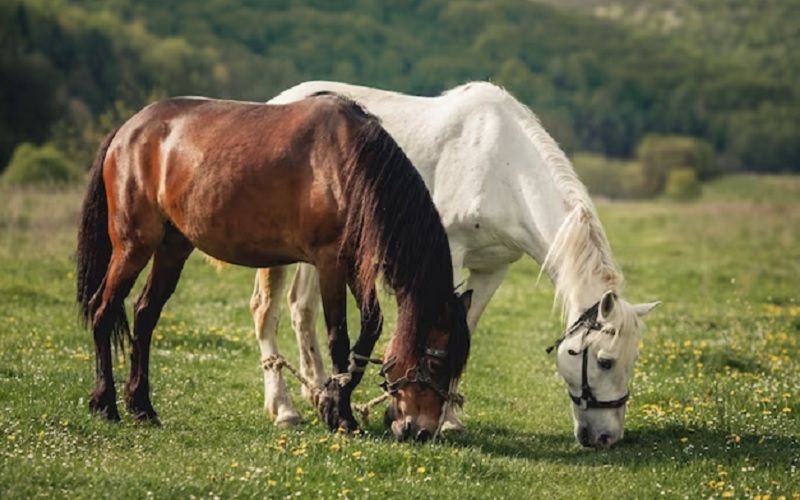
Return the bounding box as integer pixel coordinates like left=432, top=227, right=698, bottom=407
left=1, top=175, right=798, bottom=498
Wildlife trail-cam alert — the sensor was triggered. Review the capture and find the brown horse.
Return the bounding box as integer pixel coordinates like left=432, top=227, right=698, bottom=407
left=75, top=94, right=471, bottom=441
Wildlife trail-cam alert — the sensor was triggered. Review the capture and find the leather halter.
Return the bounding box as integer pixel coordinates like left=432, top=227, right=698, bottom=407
left=379, top=348, right=462, bottom=405
left=546, top=302, right=630, bottom=410
left=569, top=347, right=629, bottom=410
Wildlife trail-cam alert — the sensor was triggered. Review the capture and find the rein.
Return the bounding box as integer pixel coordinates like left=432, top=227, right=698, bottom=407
left=546, top=302, right=629, bottom=410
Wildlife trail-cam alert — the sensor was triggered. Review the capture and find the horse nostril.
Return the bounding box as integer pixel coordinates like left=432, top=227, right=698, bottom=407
left=578, top=426, right=592, bottom=447
left=384, top=405, right=396, bottom=429
left=400, top=421, right=416, bottom=442
left=415, top=429, right=432, bottom=443
left=598, top=433, right=615, bottom=447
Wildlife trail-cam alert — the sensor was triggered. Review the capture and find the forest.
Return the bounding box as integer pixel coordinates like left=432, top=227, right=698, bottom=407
left=1, top=0, right=798, bottom=177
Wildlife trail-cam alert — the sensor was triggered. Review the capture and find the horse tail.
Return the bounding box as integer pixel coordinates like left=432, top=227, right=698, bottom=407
left=76, top=128, right=126, bottom=348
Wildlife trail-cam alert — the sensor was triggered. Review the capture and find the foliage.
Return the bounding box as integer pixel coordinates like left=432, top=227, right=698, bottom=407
left=1, top=177, right=799, bottom=496
left=1, top=0, right=798, bottom=173
left=664, top=167, right=701, bottom=200
left=535, top=0, right=800, bottom=171
left=2, top=142, right=80, bottom=185
left=573, top=152, right=647, bottom=199
left=637, top=135, right=716, bottom=196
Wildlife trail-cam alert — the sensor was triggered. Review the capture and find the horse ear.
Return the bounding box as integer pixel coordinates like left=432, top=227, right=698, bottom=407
left=459, top=289, right=474, bottom=312
left=599, top=290, right=617, bottom=321
left=632, top=301, right=662, bottom=317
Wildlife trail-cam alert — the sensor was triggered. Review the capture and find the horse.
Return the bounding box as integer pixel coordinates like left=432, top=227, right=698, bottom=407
left=75, top=93, right=472, bottom=442
left=250, top=81, right=660, bottom=447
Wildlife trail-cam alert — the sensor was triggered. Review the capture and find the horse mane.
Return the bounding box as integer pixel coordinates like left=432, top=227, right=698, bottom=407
left=485, top=83, right=624, bottom=318
left=328, top=93, right=469, bottom=378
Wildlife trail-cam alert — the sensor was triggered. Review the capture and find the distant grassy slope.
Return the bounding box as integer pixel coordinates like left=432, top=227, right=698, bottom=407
left=702, top=174, right=800, bottom=204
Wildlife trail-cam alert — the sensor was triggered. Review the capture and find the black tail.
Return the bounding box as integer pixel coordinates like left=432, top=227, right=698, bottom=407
left=76, top=128, right=128, bottom=350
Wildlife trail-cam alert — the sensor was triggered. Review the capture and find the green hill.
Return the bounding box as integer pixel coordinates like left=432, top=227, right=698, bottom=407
left=1, top=0, right=797, bottom=172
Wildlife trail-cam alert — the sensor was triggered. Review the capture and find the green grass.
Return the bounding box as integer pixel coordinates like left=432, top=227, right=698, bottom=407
left=1, top=174, right=798, bottom=498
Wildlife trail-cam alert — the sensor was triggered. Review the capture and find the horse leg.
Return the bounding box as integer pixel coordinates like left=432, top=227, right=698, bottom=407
left=435, top=244, right=465, bottom=433
left=315, top=254, right=356, bottom=432
left=287, top=264, right=327, bottom=404
left=125, top=227, right=193, bottom=424
left=440, top=264, right=510, bottom=433
left=89, top=247, right=154, bottom=421
left=251, top=267, right=302, bottom=426
left=464, top=265, right=509, bottom=332
left=343, top=274, right=382, bottom=394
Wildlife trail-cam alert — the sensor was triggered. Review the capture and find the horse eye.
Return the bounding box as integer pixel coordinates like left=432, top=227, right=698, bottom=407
left=426, top=358, right=442, bottom=372
left=598, top=358, right=615, bottom=370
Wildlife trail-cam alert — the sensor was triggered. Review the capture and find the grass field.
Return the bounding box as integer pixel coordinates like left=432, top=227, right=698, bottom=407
left=1, top=174, right=798, bottom=498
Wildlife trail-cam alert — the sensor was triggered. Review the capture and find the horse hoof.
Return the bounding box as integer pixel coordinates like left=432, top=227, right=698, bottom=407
left=319, top=398, right=338, bottom=431
left=89, top=398, right=121, bottom=422
left=130, top=409, right=161, bottom=426
left=440, top=419, right=466, bottom=433
left=275, top=411, right=303, bottom=428
left=338, top=417, right=359, bottom=434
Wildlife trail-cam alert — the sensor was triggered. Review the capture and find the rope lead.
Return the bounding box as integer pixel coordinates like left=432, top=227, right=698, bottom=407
left=261, top=354, right=392, bottom=423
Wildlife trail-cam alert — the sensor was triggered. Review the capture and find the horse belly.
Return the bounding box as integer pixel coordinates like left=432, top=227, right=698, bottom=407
left=449, top=220, right=523, bottom=271
left=463, top=243, right=522, bottom=270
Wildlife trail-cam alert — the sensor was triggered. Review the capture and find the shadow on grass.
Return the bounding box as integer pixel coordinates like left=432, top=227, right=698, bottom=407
left=445, top=423, right=800, bottom=467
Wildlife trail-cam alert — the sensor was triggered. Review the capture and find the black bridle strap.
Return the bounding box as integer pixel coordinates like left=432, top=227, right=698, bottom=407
left=546, top=303, right=629, bottom=410
left=545, top=302, right=601, bottom=354
left=568, top=348, right=629, bottom=410
left=378, top=350, right=459, bottom=404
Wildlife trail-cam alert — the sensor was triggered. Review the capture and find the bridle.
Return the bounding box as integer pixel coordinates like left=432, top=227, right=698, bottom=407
left=378, top=348, right=464, bottom=406
left=546, top=302, right=630, bottom=410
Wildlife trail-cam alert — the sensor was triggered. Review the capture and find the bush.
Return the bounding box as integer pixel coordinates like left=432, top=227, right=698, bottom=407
left=2, top=143, right=81, bottom=185
left=573, top=153, right=648, bottom=199
left=664, top=167, right=701, bottom=200
left=636, top=135, right=717, bottom=196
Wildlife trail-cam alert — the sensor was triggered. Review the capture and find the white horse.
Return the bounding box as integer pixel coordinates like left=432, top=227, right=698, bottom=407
left=251, top=81, right=660, bottom=447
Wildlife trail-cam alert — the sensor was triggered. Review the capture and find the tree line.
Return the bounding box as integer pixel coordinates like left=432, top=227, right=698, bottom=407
left=1, top=0, right=797, bottom=175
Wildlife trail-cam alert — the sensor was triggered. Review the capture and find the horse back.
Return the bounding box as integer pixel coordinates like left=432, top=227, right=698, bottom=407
left=104, top=96, right=367, bottom=267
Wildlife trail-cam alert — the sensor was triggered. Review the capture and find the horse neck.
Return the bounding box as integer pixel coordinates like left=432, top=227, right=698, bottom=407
left=522, top=178, right=618, bottom=324
left=505, top=105, right=622, bottom=324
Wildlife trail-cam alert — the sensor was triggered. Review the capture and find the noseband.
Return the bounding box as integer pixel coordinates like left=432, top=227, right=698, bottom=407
left=379, top=348, right=463, bottom=406
left=546, top=302, right=629, bottom=410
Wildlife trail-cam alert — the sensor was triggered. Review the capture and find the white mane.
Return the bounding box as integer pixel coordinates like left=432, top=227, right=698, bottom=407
left=470, top=83, right=624, bottom=318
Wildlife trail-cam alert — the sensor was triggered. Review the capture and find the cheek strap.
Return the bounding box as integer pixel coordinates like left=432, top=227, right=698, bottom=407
left=568, top=348, right=629, bottom=410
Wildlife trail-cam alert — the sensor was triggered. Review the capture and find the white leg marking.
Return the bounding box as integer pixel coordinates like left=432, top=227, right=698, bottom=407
left=251, top=268, right=301, bottom=426
left=288, top=264, right=327, bottom=404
